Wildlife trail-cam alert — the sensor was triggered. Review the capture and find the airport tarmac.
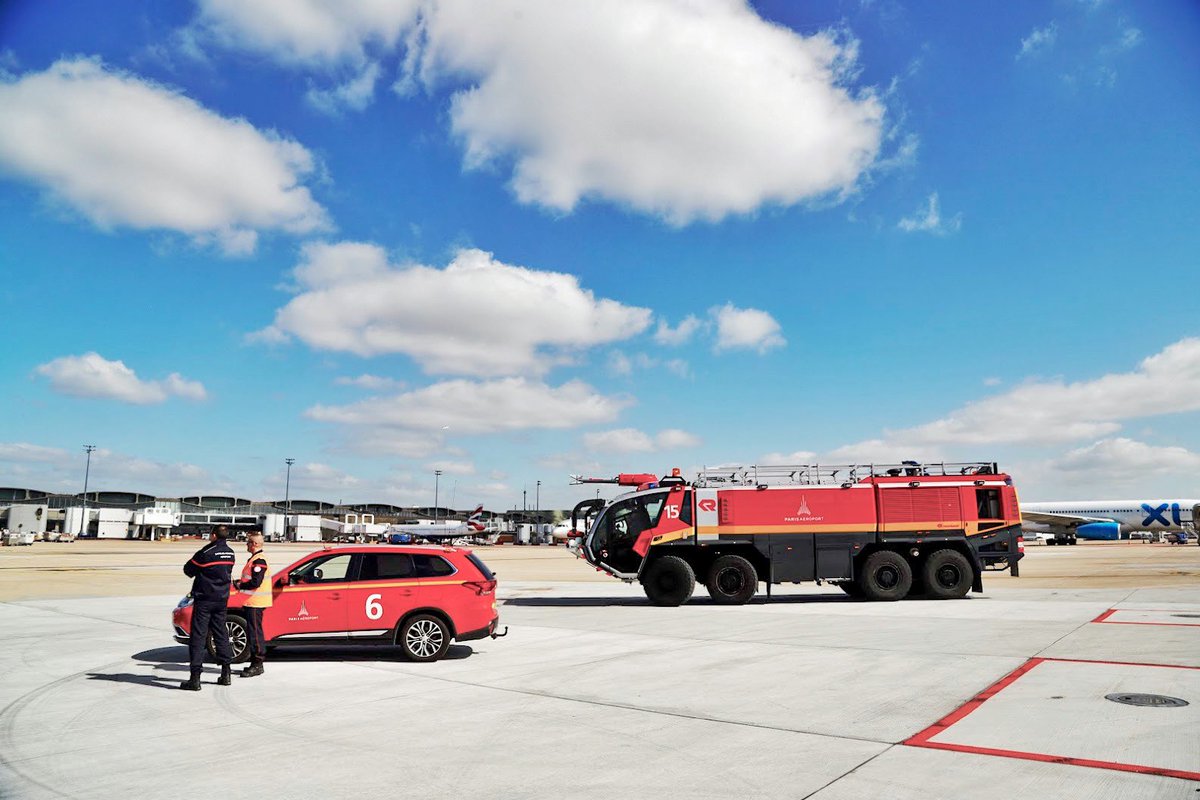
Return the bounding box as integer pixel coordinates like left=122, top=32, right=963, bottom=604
left=0, top=541, right=1197, bottom=798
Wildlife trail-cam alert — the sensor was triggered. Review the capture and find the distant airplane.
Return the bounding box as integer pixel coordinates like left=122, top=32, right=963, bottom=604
left=1021, top=499, right=1200, bottom=543
left=386, top=505, right=487, bottom=542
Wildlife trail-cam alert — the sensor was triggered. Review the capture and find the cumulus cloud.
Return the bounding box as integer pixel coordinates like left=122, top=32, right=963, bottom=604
left=259, top=243, right=652, bottom=376
left=897, top=192, right=961, bottom=234
left=710, top=303, right=786, bottom=353
left=583, top=427, right=701, bottom=453
left=193, top=0, right=420, bottom=66
left=1017, top=22, right=1058, bottom=60
left=0, top=442, right=221, bottom=495
left=307, top=378, right=631, bottom=458
left=410, top=1, right=884, bottom=223
left=1051, top=438, right=1200, bottom=478
left=306, top=62, right=382, bottom=115
left=842, top=338, right=1200, bottom=450
left=335, top=373, right=403, bottom=390
left=0, top=442, right=69, bottom=464
left=0, top=58, right=328, bottom=255
left=654, top=315, right=702, bottom=346
left=35, top=353, right=208, bottom=405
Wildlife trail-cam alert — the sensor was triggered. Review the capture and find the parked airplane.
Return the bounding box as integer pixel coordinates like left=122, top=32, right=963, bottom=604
left=1021, top=499, right=1200, bottom=543
left=386, top=505, right=487, bottom=542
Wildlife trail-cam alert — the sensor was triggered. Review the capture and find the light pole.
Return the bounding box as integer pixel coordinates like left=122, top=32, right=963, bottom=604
left=434, top=469, right=442, bottom=523
left=535, top=480, right=541, bottom=528
left=284, top=458, right=294, bottom=541
left=80, top=445, right=96, bottom=537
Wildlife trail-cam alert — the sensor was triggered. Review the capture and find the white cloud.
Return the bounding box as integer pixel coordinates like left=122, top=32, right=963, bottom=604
left=335, top=373, right=403, bottom=391
left=654, top=315, right=702, bottom=346
left=35, top=353, right=208, bottom=405
left=260, top=243, right=653, bottom=376
left=424, top=459, right=476, bottom=475
left=583, top=427, right=701, bottom=453
left=1017, top=22, right=1058, bottom=60
left=194, top=0, right=420, bottom=66
left=308, top=377, right=631, bottom=437
left=0, top=58, right=328, bottom=255
left=1115, top=27, right=1143, bottom=52
left=306, top=62, right=382, bottom=115
left=759, top=450, right=818, bottom=464
left=897, top=192, right=961, bottom=235
left=0, top=442, right=69, bottom=464
left=1051, top=438, right=1200, bottom=479
left=710, top=303, right=786, bottom=353
left=411, top=1, right=884, bottom=223
left=846, top=338, right=1200, bottom=449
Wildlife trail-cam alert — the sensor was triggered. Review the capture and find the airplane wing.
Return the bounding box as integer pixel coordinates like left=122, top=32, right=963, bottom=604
left=1021, top=510, right=1113, bottom=528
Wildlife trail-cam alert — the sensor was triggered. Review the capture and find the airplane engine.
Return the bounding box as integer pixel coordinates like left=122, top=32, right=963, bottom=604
left=1075, top=521, right=1120, bottom=541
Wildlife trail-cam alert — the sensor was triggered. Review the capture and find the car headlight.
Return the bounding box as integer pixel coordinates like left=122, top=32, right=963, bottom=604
left=176, top=594, right=194, bottom=610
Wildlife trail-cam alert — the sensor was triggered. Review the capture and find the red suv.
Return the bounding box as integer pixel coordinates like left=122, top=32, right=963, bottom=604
left=173, top=545, right=502, bottom=663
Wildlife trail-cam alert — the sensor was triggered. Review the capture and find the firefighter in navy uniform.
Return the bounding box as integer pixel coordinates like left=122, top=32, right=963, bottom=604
left=234, top=531, right=272, bottom=677
left=180, top=525, right=236, bottom=691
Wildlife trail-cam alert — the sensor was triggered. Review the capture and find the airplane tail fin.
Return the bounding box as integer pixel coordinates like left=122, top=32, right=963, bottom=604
left=468, top=504, right=485, bottom=532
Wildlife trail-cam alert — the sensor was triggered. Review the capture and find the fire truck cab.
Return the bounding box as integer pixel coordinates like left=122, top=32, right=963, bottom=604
left=570, top=462, right=1022, bottom=606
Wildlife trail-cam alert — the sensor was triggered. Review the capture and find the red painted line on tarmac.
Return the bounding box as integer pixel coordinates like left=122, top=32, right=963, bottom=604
left=1089, top=609, right=1200, bottom=628
left=905, top=657, right=1200, bottom=781
left=912, top=740, right=1200, bottom=782
left=904, top=658, right=1045, bottom=746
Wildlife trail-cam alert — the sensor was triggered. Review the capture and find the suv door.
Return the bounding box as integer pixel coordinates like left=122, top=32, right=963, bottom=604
left=268, top=552, right=353, bottom=643
left=344, top=552, right=421, bottom=639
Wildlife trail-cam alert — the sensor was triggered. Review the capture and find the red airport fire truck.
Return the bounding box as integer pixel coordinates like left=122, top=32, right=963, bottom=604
left=568, top=461, right=1022, bottom=606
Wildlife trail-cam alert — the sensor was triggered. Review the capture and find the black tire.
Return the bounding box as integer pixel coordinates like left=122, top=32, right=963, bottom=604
left=837, top=581, right=864, bottom=598
left=207, top=615, right=250, bottom=664
left=641, top=555, right=695, bottom=606
left=922, top=548, right=973, bottom=600
left=705, top=555, right=757, bottom=605
left=858, top=550, right=912, bottom=601
left=399, top=613, right=451, bottom=662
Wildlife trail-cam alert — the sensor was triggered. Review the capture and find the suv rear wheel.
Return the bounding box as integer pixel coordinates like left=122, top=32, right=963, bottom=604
left=399, top=614, right=451, bottom=662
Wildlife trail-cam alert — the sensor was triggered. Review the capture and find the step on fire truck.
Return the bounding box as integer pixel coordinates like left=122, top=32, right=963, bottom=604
left=568, top=461, right=1023, bottom=606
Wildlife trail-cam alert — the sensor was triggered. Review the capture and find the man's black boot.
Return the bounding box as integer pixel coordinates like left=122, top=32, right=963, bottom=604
left=179, top=668, right=202, bottom=691
left=217, top=664, right=232, bottom=686
left=240, top=662, right=264, bottom=678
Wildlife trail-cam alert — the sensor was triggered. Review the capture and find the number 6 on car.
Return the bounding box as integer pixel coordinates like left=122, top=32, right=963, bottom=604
left=365, top=593, right=383, bottom=620
left=172, top=545, right=506, bottom=664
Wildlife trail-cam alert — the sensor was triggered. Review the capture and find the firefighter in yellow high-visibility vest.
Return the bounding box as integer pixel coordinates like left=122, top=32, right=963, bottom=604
left=233, top=531, right=272, bottom=677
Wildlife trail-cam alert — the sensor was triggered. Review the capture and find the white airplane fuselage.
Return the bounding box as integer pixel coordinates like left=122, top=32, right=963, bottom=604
left=1022, top=499, right=1200, bottom=539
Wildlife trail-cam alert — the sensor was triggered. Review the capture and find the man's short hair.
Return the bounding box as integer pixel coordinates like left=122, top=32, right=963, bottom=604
left=213, top=526, right=229, bottom=540
left=247, top=531, right=264, bottom=541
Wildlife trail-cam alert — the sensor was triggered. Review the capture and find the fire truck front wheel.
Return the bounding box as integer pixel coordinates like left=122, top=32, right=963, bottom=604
left=858, top=551, right=912, bottom=601
left=922, top=549, right=973, bottom=599
left=641, top=556, right=696, bottom=606
left=705, top=555, right=758, bottom=605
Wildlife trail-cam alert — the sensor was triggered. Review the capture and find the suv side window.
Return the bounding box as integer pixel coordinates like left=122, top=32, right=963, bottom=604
left=291, top=553, right=352, bottom=583
left=413, top=554, right=455, bottom=578
left=358, top=553, right=416, bottom=580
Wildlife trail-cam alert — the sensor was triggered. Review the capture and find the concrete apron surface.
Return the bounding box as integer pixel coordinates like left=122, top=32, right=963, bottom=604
left=0, top=581, right=1197, bottom=799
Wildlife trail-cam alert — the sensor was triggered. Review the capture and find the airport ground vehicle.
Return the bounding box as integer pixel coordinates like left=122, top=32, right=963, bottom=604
left=569, top=462, right=1022, bottom=606
left=173, top=545, right=504, bottom=663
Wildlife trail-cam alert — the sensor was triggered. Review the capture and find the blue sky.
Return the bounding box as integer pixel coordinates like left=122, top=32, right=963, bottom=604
left=1, top=0, right=1197, bottom=510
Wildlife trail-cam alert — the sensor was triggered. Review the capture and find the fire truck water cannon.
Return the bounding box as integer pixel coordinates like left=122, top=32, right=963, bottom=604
left=570, top=461, right=1024, bottom=608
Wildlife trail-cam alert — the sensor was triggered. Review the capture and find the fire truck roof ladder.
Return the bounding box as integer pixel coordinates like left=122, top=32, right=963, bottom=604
left=694, top=462, right=999, bottom=488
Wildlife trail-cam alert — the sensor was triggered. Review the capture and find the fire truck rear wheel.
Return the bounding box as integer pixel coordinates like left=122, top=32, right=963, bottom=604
left=705, top=555, right=757, bottom=605
left=642, top=556, right=696, bottom=606
left=858, top=550, right=912, bottom=601
left=922, top=549, right=973, bottom=599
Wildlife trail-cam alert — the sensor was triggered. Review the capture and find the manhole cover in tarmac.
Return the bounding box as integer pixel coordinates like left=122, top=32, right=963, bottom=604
left=1105, top=693, right=1189, bottom=707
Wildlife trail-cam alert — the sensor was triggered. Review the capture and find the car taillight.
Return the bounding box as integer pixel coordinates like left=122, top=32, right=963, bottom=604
left=463, top=580, right=497, bottom=596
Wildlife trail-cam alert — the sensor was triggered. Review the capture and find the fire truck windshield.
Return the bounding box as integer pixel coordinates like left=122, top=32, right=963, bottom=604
left=587, top=491, right=668, bottom=575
